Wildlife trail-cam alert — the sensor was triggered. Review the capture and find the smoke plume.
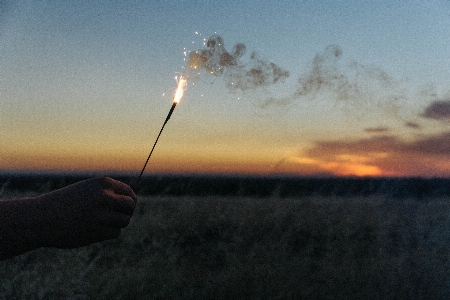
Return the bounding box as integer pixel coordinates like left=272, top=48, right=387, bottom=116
left=261, top=44, right=408, bottom=114
left=187, top=35, right=447, bottom=126
left=187, top=35, right=290, bottom=91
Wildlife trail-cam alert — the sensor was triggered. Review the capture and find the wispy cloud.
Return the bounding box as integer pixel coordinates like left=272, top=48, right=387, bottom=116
left=364, top=127, right=390, bottom=134
left=405, top=122, right=421, bottom=129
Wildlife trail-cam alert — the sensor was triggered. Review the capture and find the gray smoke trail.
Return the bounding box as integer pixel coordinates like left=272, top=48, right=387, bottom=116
left=187, top=35, right=290, bottom=91
left=294, top=45, right=347, bottom=99
left=260, top=44, right=408, bottom=114
left=188, top=37, right=440, bottom=126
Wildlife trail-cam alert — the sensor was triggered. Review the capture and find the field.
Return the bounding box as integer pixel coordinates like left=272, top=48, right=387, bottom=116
left=1, top=175, right=450, bottom=299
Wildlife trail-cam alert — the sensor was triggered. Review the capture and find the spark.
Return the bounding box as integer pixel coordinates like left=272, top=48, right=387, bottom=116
left=173, top=76, right=188, bottom=104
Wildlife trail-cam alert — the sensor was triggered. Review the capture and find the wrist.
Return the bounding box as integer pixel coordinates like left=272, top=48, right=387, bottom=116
left=1, top=196, right=49, bottom=257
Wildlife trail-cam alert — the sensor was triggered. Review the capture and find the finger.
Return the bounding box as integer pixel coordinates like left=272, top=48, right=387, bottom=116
left=103, top=177, right=137, bottom=203
left=102, top=191, right=136, bottom=216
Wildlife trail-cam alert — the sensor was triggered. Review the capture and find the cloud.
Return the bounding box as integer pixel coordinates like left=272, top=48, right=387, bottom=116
left=405, top=122, right=421, bottom=129
left=364, top=127, right=390, bottom=134
left=420, top=100, right=450, bottom=121
left=294, top=132, right=450, bottom=177
left=408, top=132, right=450, bottom=156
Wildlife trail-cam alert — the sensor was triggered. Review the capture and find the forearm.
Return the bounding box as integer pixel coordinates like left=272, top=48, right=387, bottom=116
left=0, top=197, right=47, bottom=260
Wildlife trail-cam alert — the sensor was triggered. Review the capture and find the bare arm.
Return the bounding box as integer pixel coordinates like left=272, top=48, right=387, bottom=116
left=0, top=177, right=137, bottom=261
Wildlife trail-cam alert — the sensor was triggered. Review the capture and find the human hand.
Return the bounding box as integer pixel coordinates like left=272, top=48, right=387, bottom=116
left=35, top=177, right=137, bottom=248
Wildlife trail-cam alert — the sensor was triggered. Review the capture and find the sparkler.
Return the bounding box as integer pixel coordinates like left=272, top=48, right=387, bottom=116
left=134, top=76, right=187, bottom=188
left=133, top=34, right=289, bottom=189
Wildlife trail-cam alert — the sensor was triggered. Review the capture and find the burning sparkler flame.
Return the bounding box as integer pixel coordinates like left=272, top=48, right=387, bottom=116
left=173, top=76, right=188, bottom=103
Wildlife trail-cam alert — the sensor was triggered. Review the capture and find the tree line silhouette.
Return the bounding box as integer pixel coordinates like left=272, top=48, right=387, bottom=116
left=2, top=173, right=450, bottom=200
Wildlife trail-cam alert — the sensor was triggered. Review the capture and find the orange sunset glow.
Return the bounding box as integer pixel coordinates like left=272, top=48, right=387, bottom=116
left=3, top=131, right=450, bottom=177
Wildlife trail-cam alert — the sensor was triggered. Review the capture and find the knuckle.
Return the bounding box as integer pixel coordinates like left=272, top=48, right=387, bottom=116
left=95, top=176, right=114, bottom=187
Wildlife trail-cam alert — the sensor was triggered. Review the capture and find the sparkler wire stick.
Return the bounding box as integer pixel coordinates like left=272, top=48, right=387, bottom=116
left=134, top=102, right=177, bottom=189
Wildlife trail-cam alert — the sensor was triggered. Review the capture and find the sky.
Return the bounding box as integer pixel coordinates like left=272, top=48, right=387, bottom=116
left=1, top=0, right=450, bottom=177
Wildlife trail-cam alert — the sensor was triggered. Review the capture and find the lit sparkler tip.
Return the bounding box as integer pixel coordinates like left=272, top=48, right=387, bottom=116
left=173, top=76, right=188, bottom=104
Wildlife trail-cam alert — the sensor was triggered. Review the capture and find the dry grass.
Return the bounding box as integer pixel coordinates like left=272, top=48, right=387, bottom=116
left=1, top=194, right=450, bottom=299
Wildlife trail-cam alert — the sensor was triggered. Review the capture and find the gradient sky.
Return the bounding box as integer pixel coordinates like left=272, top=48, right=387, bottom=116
left=1, top=0, right=450, bottom=177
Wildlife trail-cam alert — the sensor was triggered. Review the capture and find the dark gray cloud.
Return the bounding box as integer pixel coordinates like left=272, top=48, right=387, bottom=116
left=308, top=135, right=401, bottom=156
left=407, top=131, right=450, bottom=156
left=364, top=127, right=390, bottom=134
left=420, top=100, right=450, bottom=121
left=309, top=132, right=450, bottom=158
left=298, top=132, right=450, bottom=177
left=405, top=122, right=421, bottom=129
